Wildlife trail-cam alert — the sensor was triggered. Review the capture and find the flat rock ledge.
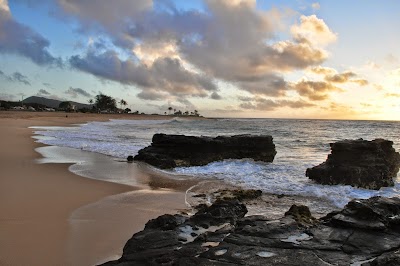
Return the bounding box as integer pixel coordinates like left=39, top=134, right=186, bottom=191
left=134, top=134, right=277, bottom=169
left=101, top=196, right=400, bottom=266
left=306, top=138, right=400, bottom=189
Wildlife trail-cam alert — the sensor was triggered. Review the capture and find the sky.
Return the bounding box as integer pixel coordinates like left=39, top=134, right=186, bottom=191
left=0, top=0, right=399, bottom=120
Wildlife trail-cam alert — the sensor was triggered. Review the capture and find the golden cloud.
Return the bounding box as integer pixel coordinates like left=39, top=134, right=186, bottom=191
left=290, top=15, right=337, bottom=47
left=308, top=66, right=337, bottom=75
left=292, top=80, right=342, bottom=101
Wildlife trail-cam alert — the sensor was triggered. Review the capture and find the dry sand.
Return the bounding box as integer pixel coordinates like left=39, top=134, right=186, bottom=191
left=0, top=111, right=198, bottom=266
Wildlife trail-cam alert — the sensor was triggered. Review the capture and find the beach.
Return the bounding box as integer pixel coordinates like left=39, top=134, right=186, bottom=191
left=0, top=111, right=198, bottom=266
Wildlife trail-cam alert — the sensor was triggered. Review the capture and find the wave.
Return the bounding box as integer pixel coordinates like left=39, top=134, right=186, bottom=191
left=32, top=118, right=400, bottom=208
left=173, top=159, right=400, bottom=207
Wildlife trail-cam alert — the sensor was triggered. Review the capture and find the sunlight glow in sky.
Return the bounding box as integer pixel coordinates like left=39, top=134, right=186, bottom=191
left=0, top=0, right=399, bottom=120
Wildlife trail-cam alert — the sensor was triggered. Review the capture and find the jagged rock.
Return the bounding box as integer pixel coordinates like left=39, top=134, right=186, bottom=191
left=191, top=199, right=247, bottom=226
left=306, top=138, right=400, bottom=189
left=145, top=214, right=186, bottom=231
left=323, top=196, right=400, bottom=230
left=101, top=196, right=400, bottom=266
left=284, top=204, right=317, bottom=226
left=134, top=134, right=276, bottom=169
left=214, top=189, right=263, bottom=201
left=365, top=250, right=400, bottom=266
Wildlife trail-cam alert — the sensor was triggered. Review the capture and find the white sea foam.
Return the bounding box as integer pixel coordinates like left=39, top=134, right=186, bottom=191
left=32, top=118, right=400, bottom=208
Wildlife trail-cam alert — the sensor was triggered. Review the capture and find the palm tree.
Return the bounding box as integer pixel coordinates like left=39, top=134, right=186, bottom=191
left=119, top=99, right=127, bottom=110
left=88, top=99, right=93, bottom=109
left=168, top=106, right=173, bottom=115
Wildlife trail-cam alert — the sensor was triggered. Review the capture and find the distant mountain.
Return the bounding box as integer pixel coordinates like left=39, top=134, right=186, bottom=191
left=23, top=96, right=90, bottom=109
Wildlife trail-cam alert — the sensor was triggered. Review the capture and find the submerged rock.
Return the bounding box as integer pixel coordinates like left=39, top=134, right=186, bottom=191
left=101, top=196, right=400, bottom=266
left=306, top=138, right=400, bottom=189
left=134, top=133, right=277, bottom=169
left=214, top=189, right=263, bottom=201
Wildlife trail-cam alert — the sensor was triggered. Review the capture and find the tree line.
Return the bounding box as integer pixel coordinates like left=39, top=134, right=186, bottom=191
left=1, top=93, right=201, bottom=116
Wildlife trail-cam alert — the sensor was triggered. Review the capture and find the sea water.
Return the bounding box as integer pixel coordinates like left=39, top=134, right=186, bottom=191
left=32, top=118, right=400, bottom=207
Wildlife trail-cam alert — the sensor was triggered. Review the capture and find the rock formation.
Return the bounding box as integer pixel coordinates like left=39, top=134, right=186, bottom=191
left=101, top=196, right=400, bottom=266
left=134, top=134, right=277, bottom=169
left=306, top=138, right=400, bottom=189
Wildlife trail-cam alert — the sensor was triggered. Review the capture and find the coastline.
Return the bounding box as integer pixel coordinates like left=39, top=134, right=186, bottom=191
left=0, top=111, right=199, bottom=266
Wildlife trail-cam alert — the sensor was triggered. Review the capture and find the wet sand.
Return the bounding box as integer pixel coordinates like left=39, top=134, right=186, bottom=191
left=0, top=111, right=199, bottom=265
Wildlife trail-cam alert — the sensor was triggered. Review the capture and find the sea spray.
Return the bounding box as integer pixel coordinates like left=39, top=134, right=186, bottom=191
left=33, top=118, right=400, bottom=207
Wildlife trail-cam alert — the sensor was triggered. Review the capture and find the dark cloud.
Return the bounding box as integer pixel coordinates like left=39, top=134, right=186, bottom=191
left=179, top=2, right=330, bottom=97
left=325, top=72, right=356, bottom=83
left=235, top=74, right=288, bottom=97
left=38, top=89, right=50, bottom=95
left=14, top=0, right=338, bottom=104
left=0, top=70, right=31, bottom=85
left=210, top=92, right=222, bottom=100
left=11, top=72, right=30, bottom=85
left=292, top=80, right=342, bottom=101
left=137, top=90, right=166, bottom=101
left=53, top=0, right=335, bottom=101
left=70, top=50, right=217, bottom=100
left=0, top=5, right=62, bottom=66
left=325, top=71, right=368, bottom=86
left=65, top=87, right=92, bottom=98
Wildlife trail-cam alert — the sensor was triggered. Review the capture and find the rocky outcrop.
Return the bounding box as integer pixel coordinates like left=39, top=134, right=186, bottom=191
left=101, top=196, right=400, bottom=266
left=134, top=134, right=277, bottom=169
left=306, top=138, right=400, bottom=189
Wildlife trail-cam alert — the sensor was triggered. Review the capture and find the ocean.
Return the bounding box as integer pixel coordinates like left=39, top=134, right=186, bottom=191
left=32, top=118, right=400, bottom=207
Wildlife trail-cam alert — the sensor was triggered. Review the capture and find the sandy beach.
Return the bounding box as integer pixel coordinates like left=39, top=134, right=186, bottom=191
left=0, top=111, right=198, bottom=266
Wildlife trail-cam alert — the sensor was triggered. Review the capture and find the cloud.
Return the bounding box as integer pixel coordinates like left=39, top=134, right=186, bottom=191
left=180, top=6, right=332, bottom=96
left=0, top=92, right=15, bottom=101
left=325, top=71, right=368, bottom=86
left=65, top=87, right=92, bottom=98
left=239, top=96, right=314, bottom=111
left=57, top=0, right=151, bottom=32
left=364, top=61, right=381, bottom=69
left=290, top=15, right=337, bottom=46
left=385, top=93, right=400, bottom=98
left=322, top=102, right=357, bottom=116
left=0, top=70, right=31, bottom=85
left=11, top=72, right=31, bottom=85
left=38, top=89, right=50, bottom=95
left=36, top=89, right=63, bottom=100
left=308, top=66, right=336, bottom=75
left=0, top=0, right=9, bottom=12
left=351, top=79, right=369, bottom=86
left=137, top=90, right=167, bottom=101
left=311, top=3, right=320, bottom=10
left=0, top=1, right=62, bottom=66
left=374, top=84, right=384, bottom=91
left=292, top=80, right=342, bottom=101
left=57, top=1, right=336, bottom=100
left=385, top=53, right=399, bottom=64
left=325, top=71, right=356, bottom=83
left=14, top=0, right=338, bottom=105
left=70, top=50, right=217, bottom=100
left=210, top=92, right=222, bottom=100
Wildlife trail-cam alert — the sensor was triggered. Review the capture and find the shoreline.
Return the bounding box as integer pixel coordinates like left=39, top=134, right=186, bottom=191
left=0, top=111, right=201, bottom=266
